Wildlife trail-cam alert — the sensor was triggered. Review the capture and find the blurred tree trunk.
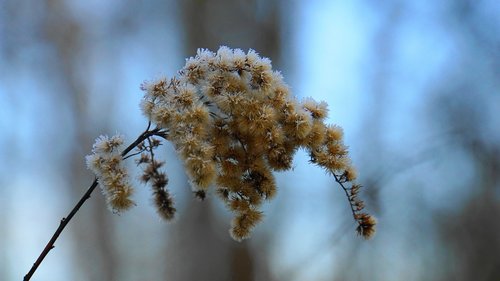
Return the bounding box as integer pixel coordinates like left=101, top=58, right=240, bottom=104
left=180, top=0, right=282, bottom=61
left=433, top=92, right=500, bottom=281
left=431, top=0, right=500, bottom=279
left=165, top=0, right=284, bottom=280
left=42, top=0, right=118, bottom=280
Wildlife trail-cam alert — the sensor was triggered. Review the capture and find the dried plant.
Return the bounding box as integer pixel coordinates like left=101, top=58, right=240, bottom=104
left=24, top=46, right=376, bottom=280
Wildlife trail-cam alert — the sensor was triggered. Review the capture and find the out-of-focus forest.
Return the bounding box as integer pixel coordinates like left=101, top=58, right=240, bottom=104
left=1, top=0, right=499, bottom=280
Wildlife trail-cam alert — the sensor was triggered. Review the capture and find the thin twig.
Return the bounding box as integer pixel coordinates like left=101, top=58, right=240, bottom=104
left=333, top=173, right=358, bottom=220
left=24, top=126, right=166, bottom=281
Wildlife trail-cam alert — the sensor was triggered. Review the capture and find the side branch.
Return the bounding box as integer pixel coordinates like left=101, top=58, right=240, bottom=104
left=333, top=173, right=376, bottom=239
left=24, top=126, right=166, bottom=281
left=333, top=173, right=358, bottom=219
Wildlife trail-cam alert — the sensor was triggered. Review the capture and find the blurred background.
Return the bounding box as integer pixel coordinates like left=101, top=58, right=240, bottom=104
left=1, top=0, right=499, bottom=280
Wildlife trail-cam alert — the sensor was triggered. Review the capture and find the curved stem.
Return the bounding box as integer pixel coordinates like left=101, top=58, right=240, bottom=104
left=24, top=126, right=166, bottom=281
left=333, top=173, right=358, bottom=220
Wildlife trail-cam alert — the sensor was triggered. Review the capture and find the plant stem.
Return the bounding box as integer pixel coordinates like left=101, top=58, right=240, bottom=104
left=23, top=179, right=98, bottom=281
left=24, top=126, right=165, bottom=281
left=333, top=173, right=358, bottom=220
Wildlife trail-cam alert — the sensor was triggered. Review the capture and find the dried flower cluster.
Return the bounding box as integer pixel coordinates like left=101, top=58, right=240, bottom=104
left=86, top=135, right=135, bottom=212
left=29, top=46, right=379, bottom=281
left=137, top=46, right=376, bottom=240
left=135, top=137, right=176, bottom=220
